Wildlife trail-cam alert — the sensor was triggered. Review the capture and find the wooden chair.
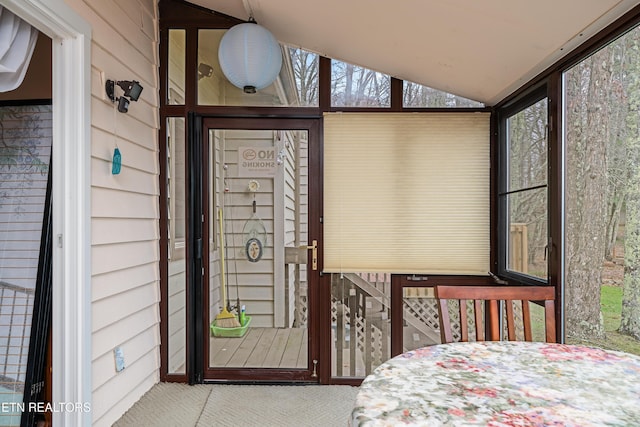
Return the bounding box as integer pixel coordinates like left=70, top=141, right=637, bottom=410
left=435, top=285, right=557, bottom=343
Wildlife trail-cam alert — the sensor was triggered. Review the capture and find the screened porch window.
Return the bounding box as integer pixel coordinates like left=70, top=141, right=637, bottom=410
left=167, top=29, right=185, bottom=105
left=403, top=80, right=484, bottom=108
left=331, top=60, right=390, bottom=107
left=499, top=93, right=548, bottom=282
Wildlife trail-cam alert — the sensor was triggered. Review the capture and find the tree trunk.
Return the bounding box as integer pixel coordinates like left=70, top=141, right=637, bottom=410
left=622, top=179, right=640, bottom=338
left=604, top=41, right=630, bottom=262
left=565, top=55, right=608, bottom=340
left=620, top=35, right=640, bottom=339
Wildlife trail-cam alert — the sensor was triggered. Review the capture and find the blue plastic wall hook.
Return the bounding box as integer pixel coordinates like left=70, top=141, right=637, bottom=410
left=112, top=147, right=122, bottom=175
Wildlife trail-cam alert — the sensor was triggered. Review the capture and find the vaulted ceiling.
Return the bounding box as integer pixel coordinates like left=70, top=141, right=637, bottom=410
left=187, top=0, right=640, bottom=105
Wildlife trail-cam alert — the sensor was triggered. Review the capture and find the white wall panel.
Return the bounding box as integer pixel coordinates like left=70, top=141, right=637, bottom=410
left=60, top=0, right=160, bottom=425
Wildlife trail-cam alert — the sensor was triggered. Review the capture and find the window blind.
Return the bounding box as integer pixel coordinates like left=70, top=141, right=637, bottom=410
left=323, top=112, right=490, bottom=275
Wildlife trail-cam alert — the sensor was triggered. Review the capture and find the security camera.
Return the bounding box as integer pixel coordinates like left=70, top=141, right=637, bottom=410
left=106, top=79, right=143, bottom=113
left=117, top=97, right=130, bottom=113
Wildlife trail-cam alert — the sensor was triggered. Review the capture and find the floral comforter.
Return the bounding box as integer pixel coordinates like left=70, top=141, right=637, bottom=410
left=351, top=341, right=640, bottom=426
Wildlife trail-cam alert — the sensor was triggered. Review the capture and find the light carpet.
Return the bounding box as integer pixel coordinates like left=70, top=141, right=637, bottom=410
left=113, top=383, right=359, bottom=427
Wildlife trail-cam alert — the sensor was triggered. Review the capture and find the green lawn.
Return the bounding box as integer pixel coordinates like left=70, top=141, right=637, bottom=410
left=565, top=285, right=640, bottom=356
left=601, top=285, right=623, bottom=330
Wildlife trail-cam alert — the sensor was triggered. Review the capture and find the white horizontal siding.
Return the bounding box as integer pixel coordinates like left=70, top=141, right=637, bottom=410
left=168, top=259, right=186, bottom=373
left=92, top=241, right=158, bottom=276
left=92, top=263, right=158, bottom=301
left=92, top=217, right=158, bottom=245
left=60, top=0, right=160, bottom=425
left=92, top=188, right=158, bottom=219
left=91, top=304, right=158, bottom=361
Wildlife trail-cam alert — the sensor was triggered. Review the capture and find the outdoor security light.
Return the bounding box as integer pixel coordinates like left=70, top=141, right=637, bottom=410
left=105, top=79, right=144, bottom=113
left=116, top=80, right=143, bottom=101
left=198, top=63, right=214, bottom=80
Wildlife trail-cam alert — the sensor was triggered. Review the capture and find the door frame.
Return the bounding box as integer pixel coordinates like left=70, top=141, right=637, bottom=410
left=2, top=1, right=92, bottom=425
left=189, top=115, right=323, bottom=383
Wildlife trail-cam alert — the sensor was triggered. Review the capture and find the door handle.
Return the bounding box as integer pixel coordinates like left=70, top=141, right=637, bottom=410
left=300, top=240, right=318, bottom=270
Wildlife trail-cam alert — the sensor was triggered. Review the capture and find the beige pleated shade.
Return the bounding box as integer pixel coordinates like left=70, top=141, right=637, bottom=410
left=323, top=112, right=490, bottom=275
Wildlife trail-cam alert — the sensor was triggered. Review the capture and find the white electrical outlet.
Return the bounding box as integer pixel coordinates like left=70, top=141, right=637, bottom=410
left=114, top=346, right=125, bottom=372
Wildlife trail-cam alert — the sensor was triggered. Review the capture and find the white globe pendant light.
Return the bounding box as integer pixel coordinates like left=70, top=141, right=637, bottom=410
left=218, top=20, right=282, bottom=94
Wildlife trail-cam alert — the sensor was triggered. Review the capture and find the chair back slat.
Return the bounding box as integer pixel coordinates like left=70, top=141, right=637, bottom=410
left=435, top=284, right=556, bottom=343
left=473, top=300, right=483, bottom=341
left=544, top=300, right=556, bottom=343
left=459, top=299, right=469, bottom=341
left=505, top=301, right=516, bottom=340
left=487, top=299, right=500, bottom=340
left=521, top=300, right=533, bottom=341
left=437, top=298, right=454, bottom=343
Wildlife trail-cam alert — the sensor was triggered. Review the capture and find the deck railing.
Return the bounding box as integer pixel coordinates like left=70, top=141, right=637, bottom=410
left=0, top=280, right=34, bottom=391
left=331, top=273, right=447, bottom=377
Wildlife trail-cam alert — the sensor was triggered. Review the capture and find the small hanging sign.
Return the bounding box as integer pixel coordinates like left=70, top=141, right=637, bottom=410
left=238, top=146, right=276, bottom=177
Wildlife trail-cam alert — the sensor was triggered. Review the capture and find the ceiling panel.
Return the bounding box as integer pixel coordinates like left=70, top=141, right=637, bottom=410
left=188, top=0, right=640, bottom=105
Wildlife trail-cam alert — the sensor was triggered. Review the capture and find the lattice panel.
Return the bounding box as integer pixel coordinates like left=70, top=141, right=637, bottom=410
left=354, top=313, right=366, bottom=352
left=331, top=298, right=338, bottom=323
left=446, top=300, right=482, bottom=342
left=295, top=295, right=308, bottom=327
left=403, top=298, right=440, bottom=330
left=501, top=300, right=525, bottom=340
left=331, top=297, right=390, bottom=376
left=353, top=313, right=388, bottom=373
left=444, top=300, right=526, bottom=342
left=370, top=321, right=385, bottom=367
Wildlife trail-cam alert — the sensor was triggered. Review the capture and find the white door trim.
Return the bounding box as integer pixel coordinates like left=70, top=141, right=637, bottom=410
left=1, top=1, right=92, bottom=425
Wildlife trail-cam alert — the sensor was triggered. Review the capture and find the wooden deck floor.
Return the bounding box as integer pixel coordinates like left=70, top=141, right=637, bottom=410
left=210, top=327, right=308, bottom=369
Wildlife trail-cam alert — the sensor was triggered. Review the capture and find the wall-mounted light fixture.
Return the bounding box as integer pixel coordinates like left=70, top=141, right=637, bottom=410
left=198, top=63, right=214, bottom=81
left=218, top=19, right=282, bottom=94
left=105, top=79, right=144, bottom=113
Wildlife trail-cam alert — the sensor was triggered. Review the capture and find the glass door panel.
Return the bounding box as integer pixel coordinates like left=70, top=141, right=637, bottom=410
left=0, top=105, right=52, bottom=421
left=204, top=124, right=314, bottom=380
